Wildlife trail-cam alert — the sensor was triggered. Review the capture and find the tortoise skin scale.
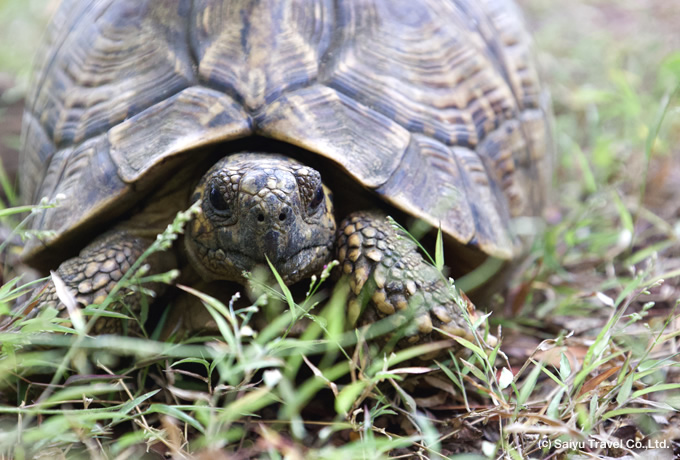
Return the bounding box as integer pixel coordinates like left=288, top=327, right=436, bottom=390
left=187, top=154, right=337, bottom=285
left=21, top=0, right=551, bottom=271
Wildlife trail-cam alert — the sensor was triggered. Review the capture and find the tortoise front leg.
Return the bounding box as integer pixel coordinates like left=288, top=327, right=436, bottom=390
left=336, top=212, right=475, bottom=347
left=26, top=230, right=171, bottom=334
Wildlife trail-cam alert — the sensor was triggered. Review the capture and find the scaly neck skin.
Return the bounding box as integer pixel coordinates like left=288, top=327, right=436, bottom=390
left=185, top=153, right=336, bottom=285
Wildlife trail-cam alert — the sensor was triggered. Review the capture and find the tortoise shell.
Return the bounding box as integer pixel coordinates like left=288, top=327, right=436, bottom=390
left=20, top=0, right=551, bottom=269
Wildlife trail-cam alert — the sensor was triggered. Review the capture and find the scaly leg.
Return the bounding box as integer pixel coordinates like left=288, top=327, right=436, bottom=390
left=25, top=230, right=171, bottom=335
left=336, top=212, right=475, bottom=348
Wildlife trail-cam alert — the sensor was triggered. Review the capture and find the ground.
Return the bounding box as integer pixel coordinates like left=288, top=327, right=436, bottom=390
left=0, top=0, right=679, bottom=459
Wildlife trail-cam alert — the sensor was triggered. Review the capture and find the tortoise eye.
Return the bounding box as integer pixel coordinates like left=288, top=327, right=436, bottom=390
left=209, top=185, right=230, bottom=213
left=309, top=184, right=324, bottom=211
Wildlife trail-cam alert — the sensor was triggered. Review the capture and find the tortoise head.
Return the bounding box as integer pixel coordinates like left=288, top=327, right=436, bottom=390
left=185, top=153, right=336, bottom=284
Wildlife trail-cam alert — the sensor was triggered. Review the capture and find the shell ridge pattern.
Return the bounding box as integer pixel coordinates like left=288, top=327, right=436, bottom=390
left=21, top=112, right=56, bottom=205
left=107, top=85, right=253, bottom=183
left=24, top=0, right=200, bottom=203
left=20, top=0, right=550, bottom=265
left=314, top=0, right=531, bottom=256
left=31, top=145, right=74, bottom=233
left=453, top=0, right=513, bottom=105
left=47, top=0, right=196, bottom=150
left=191, top=0, right=333, bottom=115
left=185, top=0, right=200, bottom=73
left=470, top=0, right=550, bottom=217
left=451, top=145, right=514, bottom=256
left=20, top=0, right=99, bottom=203
left=27, top=0, right=99, bottom=117
left=319, top=0, right=505, bottom=148
left=24, top=133, right=128, bottom=260
left=256, top=84, right=410, bottom=189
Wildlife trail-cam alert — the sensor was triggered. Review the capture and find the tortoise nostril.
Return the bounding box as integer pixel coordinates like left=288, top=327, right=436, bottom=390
left=257, top=214, right=265, bottom=222
left=278, top=212, right=287, bottom=221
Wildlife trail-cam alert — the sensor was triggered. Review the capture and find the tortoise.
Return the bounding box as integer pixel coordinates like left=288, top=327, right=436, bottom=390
left=19, top=0, right=551, bottom=342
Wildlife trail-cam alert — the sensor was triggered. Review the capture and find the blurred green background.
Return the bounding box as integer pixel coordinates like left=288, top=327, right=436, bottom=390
left=0, top=0, right=55, bottom=187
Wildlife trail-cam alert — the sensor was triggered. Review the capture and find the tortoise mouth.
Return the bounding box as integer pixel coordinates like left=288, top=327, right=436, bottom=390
left=274, top=243, right=333, bottom=284
left=194, top=240, right=332, bottom=284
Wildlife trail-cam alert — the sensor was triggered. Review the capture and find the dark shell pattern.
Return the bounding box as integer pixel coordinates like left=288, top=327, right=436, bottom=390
left=20, top=0, right=551, bottom=262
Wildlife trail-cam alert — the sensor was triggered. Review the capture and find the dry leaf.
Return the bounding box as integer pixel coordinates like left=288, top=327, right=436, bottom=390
left=578, top=366, right=621, bottom=397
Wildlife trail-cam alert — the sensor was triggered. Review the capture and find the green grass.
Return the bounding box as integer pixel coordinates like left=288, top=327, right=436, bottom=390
left=1, top=0, right=680, bottom=458
left=0, top=206, right=496, bottom=459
